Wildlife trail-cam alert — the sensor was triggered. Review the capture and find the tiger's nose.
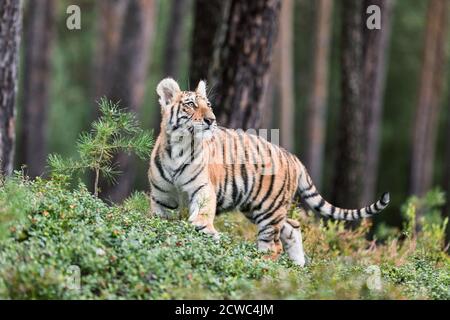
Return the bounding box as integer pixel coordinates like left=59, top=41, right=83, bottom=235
left=204, top=117, right=215, bottom=126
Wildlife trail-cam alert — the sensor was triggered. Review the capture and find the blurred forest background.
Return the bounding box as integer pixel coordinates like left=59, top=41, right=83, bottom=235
left=0, top=0, right=449, bottom=236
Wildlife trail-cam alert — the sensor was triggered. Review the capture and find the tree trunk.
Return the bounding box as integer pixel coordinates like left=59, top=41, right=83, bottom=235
left=304, top=0, right=333, bottom=187
left=189, top=0, right=226, bottom=86
left=93, top=0, right=128, bottom=104
left=100, top=0, right=156, bottom=202
left=164, top=0, right=191, bottom=79
left=278, top=0, right=294, bottom=151
left=444, top=104, right=450, bottom=234
left=91, top=0, right=128, bottom=198
left=331, top=0, right=364, bottom=207
left=19, top=0, right=55, bottom=178
left=0, top=0, right=21, bottom=176
left=209, top=0, right=282, bottom=130
left=152, top=0, right=191, bottom=132
left=410, top=0, right=448, bottom=197
left=261, top=42, right=279, bottom=130
left=361, top=0, right=395, bottom=204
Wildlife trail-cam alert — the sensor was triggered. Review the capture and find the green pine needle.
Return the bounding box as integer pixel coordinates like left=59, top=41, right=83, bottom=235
left=47, top=98, right=154, bottom=196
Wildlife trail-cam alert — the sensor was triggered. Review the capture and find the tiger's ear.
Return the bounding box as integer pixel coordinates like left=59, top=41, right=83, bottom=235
left=195, top=80, right=207, bottom=98
left=156, top=78, right=181, bottom=107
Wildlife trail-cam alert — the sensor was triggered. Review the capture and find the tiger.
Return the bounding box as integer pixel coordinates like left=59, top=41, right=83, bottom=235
left=148, top=78, right=390, bottom=266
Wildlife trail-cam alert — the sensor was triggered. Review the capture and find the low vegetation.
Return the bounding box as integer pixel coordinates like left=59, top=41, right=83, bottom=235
left=0, top=103, right=448, bottom=300
left=0, top=172, right=448, bottom=299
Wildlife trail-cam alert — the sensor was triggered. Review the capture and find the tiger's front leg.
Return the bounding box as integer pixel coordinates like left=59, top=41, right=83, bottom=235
left=150, top=188, right=179, bottom=220
left=187, top=183, right=219, bottom=239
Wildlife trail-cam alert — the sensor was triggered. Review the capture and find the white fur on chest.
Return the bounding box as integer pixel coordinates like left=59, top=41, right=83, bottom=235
left=159, top=137, right=208, bottom=206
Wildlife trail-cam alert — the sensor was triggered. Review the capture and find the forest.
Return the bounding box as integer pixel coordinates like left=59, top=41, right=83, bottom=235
left=0, top=0, right=449, bottom=300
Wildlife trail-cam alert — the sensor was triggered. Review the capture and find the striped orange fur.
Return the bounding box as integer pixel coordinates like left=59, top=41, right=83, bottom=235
left=148, top=78, right=390, bottom=266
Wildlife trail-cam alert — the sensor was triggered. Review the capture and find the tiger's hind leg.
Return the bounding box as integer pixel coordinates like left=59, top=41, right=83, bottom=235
left=254, top=208, right=286, bottom=261
left=280, top=218, right=306, bottom=267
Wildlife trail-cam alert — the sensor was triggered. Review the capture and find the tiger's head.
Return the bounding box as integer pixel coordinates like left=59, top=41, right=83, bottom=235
left=156, top=78, right=216, bottom=140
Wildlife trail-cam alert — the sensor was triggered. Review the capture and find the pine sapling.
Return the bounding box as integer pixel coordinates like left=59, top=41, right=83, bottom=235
left=48, top=98, right=153, bottom=196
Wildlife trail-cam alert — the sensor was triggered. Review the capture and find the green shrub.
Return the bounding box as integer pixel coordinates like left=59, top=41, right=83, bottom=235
left=0, top=175, right=448, bottom=299
left=0, top=177, right=284, bottom=299
left=0, top=173, right=37, bottom=239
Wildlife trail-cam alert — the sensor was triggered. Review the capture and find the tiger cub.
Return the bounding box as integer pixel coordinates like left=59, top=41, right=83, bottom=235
left=148, top=78, right=390, bottom=266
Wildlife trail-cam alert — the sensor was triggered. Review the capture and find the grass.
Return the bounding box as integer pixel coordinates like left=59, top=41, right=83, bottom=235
left=0, top=173, right=448, bottom=299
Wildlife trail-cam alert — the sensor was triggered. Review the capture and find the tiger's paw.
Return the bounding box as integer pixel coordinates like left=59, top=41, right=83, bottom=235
left=287, top=251, right=307, bottom=267
left=196, top=225, right=221, bottom=241
left=291, top=255, right=306, bottom=267
left=262, top=254, right=278, bottom=262
left=191, top=219, right=220, bottom=241
left=261, top=245, right=283, bottom=262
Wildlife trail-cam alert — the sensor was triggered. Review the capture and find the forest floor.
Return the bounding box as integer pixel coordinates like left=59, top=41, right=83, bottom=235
left=0, top=174, right=449, bottom=299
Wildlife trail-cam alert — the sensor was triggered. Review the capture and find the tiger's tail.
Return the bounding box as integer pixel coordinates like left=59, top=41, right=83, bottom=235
left=297, top=165, right=390, bottom=221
